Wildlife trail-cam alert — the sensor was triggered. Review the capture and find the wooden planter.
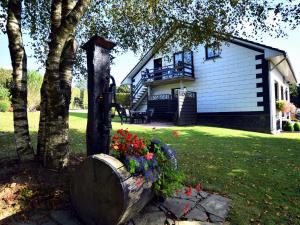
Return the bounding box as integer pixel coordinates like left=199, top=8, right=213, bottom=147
left=70, top=154, right=153, bottom=225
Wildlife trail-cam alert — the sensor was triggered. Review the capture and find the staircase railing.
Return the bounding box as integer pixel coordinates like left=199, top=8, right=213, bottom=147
left=131, top=77, right=145, bottom=103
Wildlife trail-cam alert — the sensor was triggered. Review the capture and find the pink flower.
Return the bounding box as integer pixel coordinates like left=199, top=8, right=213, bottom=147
left=145, top=152, right=153, bottom=161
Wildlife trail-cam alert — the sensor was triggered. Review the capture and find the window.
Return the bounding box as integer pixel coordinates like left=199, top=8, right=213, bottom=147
left=173, top=51, right=193, bottom=66
left=274, top=82, right=278, bottom=100
left=205, top=47, right=221, bottom=59
left=281, top=86, right=284, bottom=100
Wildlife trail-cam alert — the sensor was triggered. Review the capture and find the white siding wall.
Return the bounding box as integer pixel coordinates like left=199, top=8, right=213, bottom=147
left=269, top=64, right=290, bottom=133
left=150, top=43, right=264, bottom=113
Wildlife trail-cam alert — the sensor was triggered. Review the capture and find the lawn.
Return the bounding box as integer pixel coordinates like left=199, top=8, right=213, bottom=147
left=1, top=112, right=300, bottom=225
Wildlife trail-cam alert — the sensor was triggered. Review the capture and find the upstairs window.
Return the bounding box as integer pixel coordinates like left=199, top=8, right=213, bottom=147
left=205, top=46, right=221, bottom=59
left=173, top=51, right=193, bottom=66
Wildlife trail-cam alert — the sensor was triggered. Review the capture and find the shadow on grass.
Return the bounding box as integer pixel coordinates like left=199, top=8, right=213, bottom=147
left=69, top=111, right=122, bottom=123
left=1, top=124, right=300, bottom=224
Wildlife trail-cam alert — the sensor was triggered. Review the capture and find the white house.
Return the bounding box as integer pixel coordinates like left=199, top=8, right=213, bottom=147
left=121, top=37, right=298, bottom=133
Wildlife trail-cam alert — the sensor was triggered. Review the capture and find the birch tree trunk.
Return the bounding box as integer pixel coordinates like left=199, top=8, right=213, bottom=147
left=37, top=0, right=90, bottom=169
left=6, top=0, right=34, bottom=161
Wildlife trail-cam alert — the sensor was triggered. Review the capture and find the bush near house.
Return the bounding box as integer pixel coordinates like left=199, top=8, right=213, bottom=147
left=294, top=122, right=300, bottom=131
left=283, top=121, right=294, bottom=131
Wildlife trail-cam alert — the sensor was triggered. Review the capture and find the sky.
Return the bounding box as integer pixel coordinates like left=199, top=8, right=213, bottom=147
left=0, top=28, right=299, bottom=85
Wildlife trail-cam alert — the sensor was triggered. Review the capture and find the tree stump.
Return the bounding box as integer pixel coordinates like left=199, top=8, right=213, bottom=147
left=70, top=154, right=153, bottom=225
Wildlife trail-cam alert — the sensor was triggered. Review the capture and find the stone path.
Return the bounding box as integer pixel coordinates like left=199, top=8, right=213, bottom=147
left=129, top=188, right=231, bottom=225
left=5, top=189, right=231, bottom=225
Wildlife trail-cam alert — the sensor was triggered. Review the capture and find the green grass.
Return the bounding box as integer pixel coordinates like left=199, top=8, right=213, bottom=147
left=1, top=112, right=300, bottom=224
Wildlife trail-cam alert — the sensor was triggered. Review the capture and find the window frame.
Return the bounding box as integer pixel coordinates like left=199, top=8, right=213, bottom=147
left=173, top=50, right=193, bottom=67
left=205, top=46, right=221, bottom=60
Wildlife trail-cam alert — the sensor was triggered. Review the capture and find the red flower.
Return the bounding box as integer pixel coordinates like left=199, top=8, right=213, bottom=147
left=146, top=152, right=153, bottom=161
left=185, top=186, right=192, bottom=197
left=195, top=183, right=202, bottom=193
left=112, top=134, right=118, bottom=140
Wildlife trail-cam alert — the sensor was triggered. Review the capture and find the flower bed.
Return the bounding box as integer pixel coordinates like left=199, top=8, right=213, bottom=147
left=111, top=129, right=184, bottom=197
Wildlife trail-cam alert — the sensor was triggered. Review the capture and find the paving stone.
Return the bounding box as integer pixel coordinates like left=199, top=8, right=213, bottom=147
left=162, top=198, right=196, bottom=219
left=49, top=210, right=80, bottom=225
left=208, top=214, right=224, bottom=223
left=143, top=203, right=162, bottom=213
left=183, top=206, right=208, bottom=222
left=31, top=213, right=48, bottom=222
left=198, top=191, right=209, bottom=199
left=199, top=195, right=231, bottom=222
left=132, top=211, right=166, bottom=225
left=39, top=219, right=57, bottom=225
left=11, top=222, right=38, bottom=225
left=174, top=188, right=200, bottom=202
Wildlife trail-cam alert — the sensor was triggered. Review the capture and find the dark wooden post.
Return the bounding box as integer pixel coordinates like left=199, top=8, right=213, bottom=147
left=82, top=35, right=116, bottom=156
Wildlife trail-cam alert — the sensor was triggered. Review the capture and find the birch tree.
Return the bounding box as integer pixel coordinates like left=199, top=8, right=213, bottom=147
left=5, top=0, right=34, bottom=161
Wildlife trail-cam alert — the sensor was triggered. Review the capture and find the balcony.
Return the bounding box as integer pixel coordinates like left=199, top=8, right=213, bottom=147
left=141, top=63, right=194, bottom=85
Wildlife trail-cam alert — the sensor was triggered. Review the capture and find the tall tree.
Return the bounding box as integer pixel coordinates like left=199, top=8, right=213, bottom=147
left=36, top=0, right=90, bottom=169
left=6, top=0, right=34, bottom=161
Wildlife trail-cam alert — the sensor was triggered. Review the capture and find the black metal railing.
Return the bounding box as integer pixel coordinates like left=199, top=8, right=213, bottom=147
left=141, top=63, right=194, bottom=83
left=131, top=78, right=144, bottom=102
left=148, top=94, right=173, bottom=101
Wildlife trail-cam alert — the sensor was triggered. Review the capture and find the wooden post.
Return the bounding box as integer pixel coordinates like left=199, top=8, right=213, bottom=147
left=82, top=36, right=116, bottom=156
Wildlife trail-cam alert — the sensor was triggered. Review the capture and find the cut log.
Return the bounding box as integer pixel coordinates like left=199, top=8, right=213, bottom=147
left=70, top=154, right=153, bottom=225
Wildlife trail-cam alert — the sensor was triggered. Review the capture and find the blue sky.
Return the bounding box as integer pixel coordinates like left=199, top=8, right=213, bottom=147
left=0, top=28, right=299, bottom=85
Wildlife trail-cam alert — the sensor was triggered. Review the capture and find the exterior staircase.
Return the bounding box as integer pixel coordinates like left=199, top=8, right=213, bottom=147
left=131, top=77, right=147, bottom=111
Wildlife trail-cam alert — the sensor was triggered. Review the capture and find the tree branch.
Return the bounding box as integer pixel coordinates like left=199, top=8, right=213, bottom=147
left=50, top=0, right=62, bottom=33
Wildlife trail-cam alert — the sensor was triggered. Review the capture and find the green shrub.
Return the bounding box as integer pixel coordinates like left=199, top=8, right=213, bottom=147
left=0, top=99, right=10, bottom=112
left=0, top=84, right=10, bottom=100
left=283, top=121, right=294, bottom=132
left=116, top=93, right=130, bottom=108
left=27, top=71, right=43, bottom=111
left=70, top=88, right=88, bottom=109
left=0, top=68, right=12, bottom=87
left=294, top=122, right=300, bottom=131
left=276, top=100, right=286, bottom=112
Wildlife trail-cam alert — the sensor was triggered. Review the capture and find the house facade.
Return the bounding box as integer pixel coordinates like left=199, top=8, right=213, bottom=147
left=121, top=37, right=297, bottom=133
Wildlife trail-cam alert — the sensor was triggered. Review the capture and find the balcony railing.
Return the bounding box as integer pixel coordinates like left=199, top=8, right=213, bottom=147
left=141, top=63, right=194, bottom=84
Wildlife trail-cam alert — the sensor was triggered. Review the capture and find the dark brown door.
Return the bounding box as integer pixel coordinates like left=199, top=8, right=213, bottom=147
left=154, top=58, right=162, bottom=80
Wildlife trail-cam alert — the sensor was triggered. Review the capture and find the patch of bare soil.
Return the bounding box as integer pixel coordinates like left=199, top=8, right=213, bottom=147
left=0, top=154, right=84, bottom=223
